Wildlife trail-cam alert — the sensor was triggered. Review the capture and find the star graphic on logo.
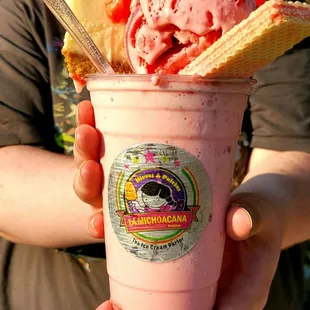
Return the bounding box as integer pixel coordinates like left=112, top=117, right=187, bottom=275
left=174, top=160, right=181, bottom=167
left=144, top=149, right=155, bottom=163
left=161, top=155, right=169, bottom=163
left=132, top=156, right=139, bottom=164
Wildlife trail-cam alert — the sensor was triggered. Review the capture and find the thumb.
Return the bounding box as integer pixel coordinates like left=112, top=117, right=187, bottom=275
left=226, top=205, right=253, bottom=241
left=217, top=194, right=281, bottom=310
left=226, top=192, right=266, bottom=241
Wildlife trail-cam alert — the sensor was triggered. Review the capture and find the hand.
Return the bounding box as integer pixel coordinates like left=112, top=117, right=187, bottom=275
left=73, top=100, right=104, bottom=239
left=74, top=101, right=117, bottom=309
left=216, top=189, right=285, bottom=310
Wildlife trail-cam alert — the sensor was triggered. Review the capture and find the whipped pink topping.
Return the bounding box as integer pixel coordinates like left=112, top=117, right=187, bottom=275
left=126, top=0, right=256, bottom=74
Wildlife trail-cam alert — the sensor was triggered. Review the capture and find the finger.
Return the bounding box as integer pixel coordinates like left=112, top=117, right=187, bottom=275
left=74, top=125, right=100, bottom=167
left=96, top=301, right=121, bottom=310
left=228, top=191, right=270, bottom=240
left=76, top=100, right=95, bottom=127
left=96, top=301, right=112, bottom=310
left=228, top=190, right=285, bottom=242
left=88, top=211, right=104, bottom=239
left=73, top=160, right=103, bottom=206
left=96, top=303, right=111, bottom=310
left=226, top=205, right=253, bottom=241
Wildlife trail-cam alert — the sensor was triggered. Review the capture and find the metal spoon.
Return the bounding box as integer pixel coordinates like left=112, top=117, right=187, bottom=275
left=43, top=0, right=115, bottom=74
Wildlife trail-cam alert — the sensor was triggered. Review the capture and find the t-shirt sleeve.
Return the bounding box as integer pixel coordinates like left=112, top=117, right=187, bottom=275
left=0, top=0, right=56, bottom=150
left=249, top=36, right=310, bottom=152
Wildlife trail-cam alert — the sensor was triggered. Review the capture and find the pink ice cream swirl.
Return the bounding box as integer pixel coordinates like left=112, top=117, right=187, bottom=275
left=126, top=0, right=256, bottom=74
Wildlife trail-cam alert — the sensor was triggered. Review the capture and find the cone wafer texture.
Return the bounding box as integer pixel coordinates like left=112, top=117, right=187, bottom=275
left=180, top=0, right=310, bottom=78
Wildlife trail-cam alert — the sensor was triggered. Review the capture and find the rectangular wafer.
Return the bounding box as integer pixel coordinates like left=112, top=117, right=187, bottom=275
left=180, top=0, right=310, bottom=78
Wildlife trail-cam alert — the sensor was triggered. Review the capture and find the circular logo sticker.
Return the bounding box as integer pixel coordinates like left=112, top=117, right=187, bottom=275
left=108, top=143, right=211, bottom=262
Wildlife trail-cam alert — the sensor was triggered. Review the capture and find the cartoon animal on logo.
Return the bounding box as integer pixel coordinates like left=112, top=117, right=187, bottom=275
left=125, top=181, right=184, bottom=213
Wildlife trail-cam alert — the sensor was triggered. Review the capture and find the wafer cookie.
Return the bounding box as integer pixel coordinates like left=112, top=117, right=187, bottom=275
left=180, top=0, right=310, bottom=78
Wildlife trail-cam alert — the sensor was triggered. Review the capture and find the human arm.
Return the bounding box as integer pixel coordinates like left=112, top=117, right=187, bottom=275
left=0, top=1, right=102, bottom=247
left=213, top=147, right=310, bottom=310
left=234, top=148, right=310, bottom=250
left=231, top=33, right=310, bottom=249
left=0, top=145, right=101, bottom=247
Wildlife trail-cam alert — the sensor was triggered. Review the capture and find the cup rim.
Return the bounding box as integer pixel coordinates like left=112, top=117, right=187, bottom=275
left=85, top=73, right=255, bottom=85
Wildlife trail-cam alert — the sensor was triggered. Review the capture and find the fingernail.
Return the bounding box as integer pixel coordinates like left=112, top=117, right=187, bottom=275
left=79, top=160, right=87, bottom=170
left=74, top=131, right=80, bottom=155
left=241, top=207, right=253, bottom=231
left=90, top=213, right=105, bottom=239
left=231, top=203, right=253, bottom=232
left=74, top=127, right=80, bottom=143
left=76, top=106, right=80, bottom=126
left=90, top=217, right=96, bottom=231
left=78, top=161, right=87, bottom=183
left=229, top=203, right=254, bottom=239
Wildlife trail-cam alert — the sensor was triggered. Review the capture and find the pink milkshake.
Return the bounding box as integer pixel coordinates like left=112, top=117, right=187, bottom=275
left=87, top=74, right=253, bottom=310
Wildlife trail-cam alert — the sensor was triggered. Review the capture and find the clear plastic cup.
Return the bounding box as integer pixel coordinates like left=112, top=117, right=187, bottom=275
left=87, top=74, right=253, bottom=310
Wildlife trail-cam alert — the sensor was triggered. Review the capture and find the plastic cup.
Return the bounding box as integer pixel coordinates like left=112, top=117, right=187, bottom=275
left=87, top=74, right=253, bottom=310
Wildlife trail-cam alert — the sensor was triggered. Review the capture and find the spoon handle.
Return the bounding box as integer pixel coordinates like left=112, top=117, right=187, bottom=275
left=43, top=0, right=114, bottom=74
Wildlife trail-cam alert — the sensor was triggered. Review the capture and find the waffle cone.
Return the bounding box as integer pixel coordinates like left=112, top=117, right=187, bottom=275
left=180, top=0, right=310, bottom=78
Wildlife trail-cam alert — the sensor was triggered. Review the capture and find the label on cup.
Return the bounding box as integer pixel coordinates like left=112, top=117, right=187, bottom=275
left=108, top=143, right=211, bottom=262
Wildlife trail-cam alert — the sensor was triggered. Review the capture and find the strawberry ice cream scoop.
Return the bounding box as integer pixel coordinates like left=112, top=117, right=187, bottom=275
left=126, top=0, right=256, bottom=74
